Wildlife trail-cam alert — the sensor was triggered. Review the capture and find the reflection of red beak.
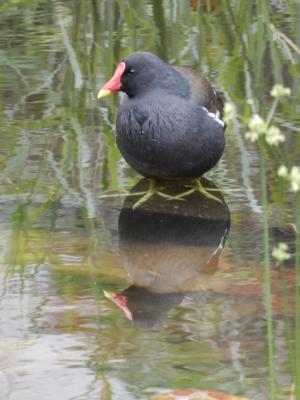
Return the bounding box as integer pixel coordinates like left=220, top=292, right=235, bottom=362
left=104, top=290, right=133, bottom=320
left=97, top=62, right=126, bottom=99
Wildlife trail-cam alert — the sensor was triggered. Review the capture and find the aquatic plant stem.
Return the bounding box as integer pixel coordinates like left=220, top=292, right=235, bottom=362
left=259, top=141, right=277, bottom=400
left=266, top=97, right=279, bottom=127
left=295, top=193, right=300, bottom=399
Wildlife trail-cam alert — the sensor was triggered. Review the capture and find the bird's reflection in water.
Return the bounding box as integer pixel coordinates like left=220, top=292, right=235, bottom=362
left=106, top=178, right=230, bottom=328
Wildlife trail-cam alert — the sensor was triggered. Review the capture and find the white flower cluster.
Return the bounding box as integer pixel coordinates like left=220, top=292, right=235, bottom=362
left=223, top=102, right=235, bottom=124
left=265, top=126, right=285, bottom=146
left=278, top=165, right=300, bottom=192
left=245, top=114, right=266, bottom=142
left=245, top=114, right=285, bottom=145
left=245, top=84, right=291, bottom=146
left=271, top=84, right=291, bottom=98
left=272, top=243, right=290, bottom=263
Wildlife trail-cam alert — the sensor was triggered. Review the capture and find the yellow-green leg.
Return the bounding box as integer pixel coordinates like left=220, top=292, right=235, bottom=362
left=132, top=178, right=178, bottom=209
left=171, top=178, right=223, bottom=204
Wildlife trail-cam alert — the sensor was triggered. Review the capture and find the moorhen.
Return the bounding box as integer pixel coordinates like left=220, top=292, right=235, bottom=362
left=98, top=52, right=225, bottom=206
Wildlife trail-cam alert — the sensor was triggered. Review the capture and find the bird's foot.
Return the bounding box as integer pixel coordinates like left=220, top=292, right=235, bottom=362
left=132, top=179, right=177, bottom=209
left=171, top=178, right=223, bottom=204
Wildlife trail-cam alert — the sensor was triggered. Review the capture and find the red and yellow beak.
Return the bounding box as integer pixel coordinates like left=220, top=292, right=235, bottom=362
left=97, top=62, right=126, bottom=99
left=104, top=290, right=133, bottom=320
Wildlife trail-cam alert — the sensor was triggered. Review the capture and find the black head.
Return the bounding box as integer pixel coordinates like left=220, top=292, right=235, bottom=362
left=121, top=52, right=179, bottom=97
left=121, top=52, right=190, bottom=97
left=98, top=51, right=189, bottom=99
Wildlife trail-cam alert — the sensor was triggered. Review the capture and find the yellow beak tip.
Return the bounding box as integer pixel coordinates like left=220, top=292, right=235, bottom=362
left=97, top=89, right=111, bottom=99
left=103, top=290, right=116, bottom=298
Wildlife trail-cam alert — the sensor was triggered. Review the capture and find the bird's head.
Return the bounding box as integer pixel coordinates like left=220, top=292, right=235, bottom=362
left=98, top=52, right=186, bottom=99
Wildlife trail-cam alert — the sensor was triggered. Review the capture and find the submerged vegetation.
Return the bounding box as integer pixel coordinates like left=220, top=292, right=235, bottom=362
left=0, top=1, right=299, bottom=399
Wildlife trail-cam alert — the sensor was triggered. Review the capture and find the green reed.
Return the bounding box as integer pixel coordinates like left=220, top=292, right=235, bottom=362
left=259, top=142, right=276, bottom=399
left=296, top=192, right=300, bottom=399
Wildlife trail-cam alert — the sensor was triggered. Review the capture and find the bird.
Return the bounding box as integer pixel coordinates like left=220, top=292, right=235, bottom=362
left=98, top=51, right=225, bottom=206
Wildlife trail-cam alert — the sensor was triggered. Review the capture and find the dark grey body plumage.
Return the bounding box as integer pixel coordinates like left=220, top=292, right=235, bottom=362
left=115, top=52, right=225, bottom=178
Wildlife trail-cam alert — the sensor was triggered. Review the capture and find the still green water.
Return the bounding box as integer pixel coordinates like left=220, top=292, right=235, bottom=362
left=0, top=1, right=300, bottom=399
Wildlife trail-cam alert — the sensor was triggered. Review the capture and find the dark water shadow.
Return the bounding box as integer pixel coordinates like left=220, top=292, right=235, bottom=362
left=106, top=178, right=231, bottom=328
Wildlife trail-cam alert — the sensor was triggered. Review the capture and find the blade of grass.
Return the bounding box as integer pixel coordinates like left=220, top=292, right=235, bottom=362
left=295, top=192, right=300, bottom=399
left=58, top=15, right=83, bottom=89
left=259, top=141, right=277, bottom=400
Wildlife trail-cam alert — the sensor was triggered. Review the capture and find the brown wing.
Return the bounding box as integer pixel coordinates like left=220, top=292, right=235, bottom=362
left=174, top=66, right=225, bottom=118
